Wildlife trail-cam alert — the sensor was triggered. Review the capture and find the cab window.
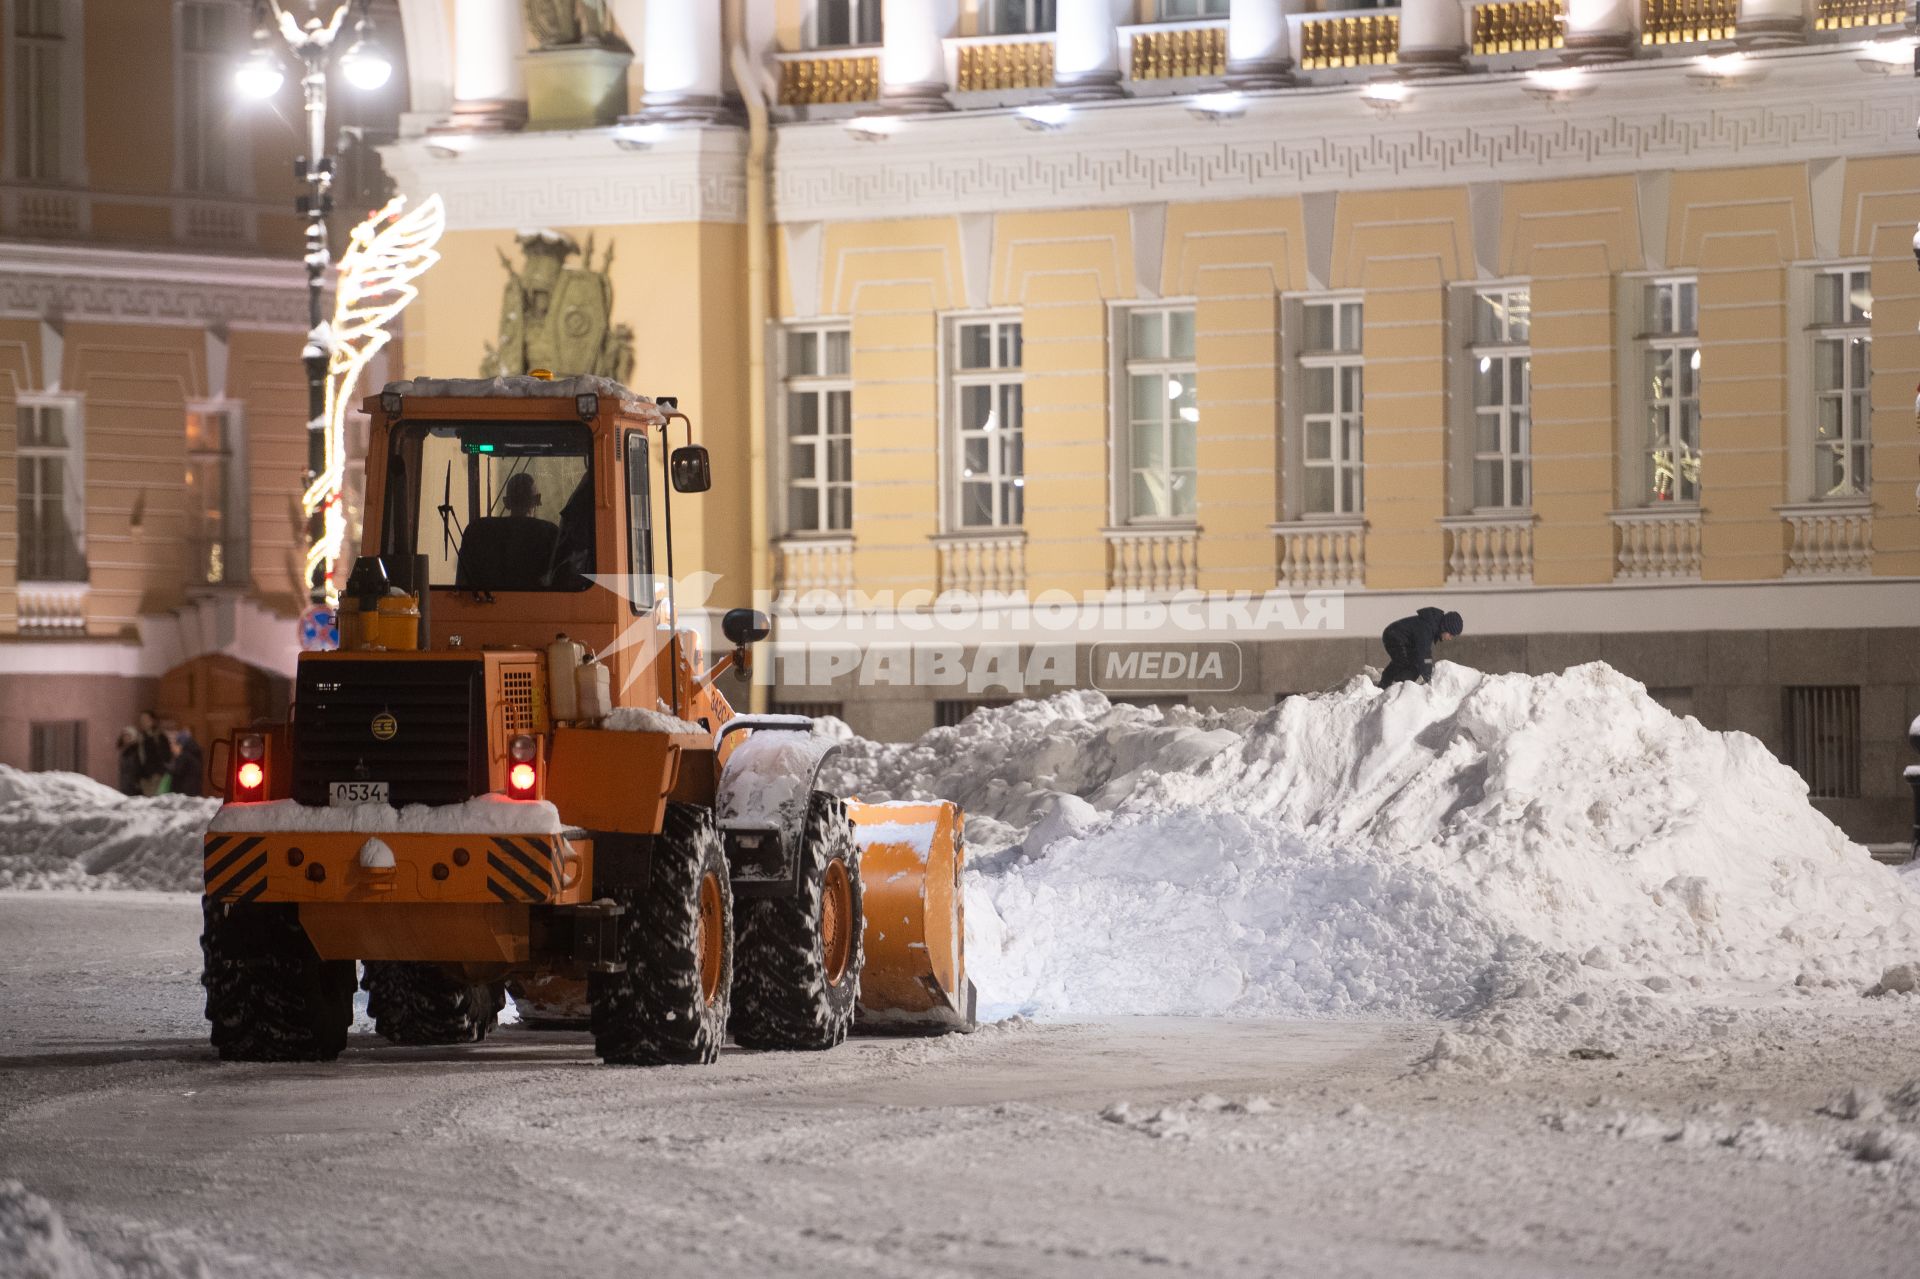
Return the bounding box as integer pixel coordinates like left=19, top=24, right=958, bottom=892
left=626, top=431, right=654, bottom=613
left=387, top=421, right=594, bottom=592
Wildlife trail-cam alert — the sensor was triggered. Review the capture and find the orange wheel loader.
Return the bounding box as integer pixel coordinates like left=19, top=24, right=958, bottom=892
left=200, top=374, right=975, bottom=1065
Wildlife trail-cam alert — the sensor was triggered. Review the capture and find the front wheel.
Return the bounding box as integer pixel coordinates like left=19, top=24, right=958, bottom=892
left=591, top=804, right=733, bottom=1066
left=363, top=962, right=503, bottom=1045
left=730, top=792, right=864, bottom=1051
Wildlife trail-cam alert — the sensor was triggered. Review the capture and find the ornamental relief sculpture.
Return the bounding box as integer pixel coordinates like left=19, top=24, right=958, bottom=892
left=481, top=229, right=636, bottom=383
left=523, top=0, right=624, bottom=50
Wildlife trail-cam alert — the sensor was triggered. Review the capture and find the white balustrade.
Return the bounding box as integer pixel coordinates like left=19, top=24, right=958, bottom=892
left=1779, top=502, right=1872, bottom=577
left=934, top=532, right=1026, bottom=595
left=1441, top=513, right=1535, bottom=585
left=1105, top=526, right=1199, bottom=593
left=1271, top=519, right=1365, bottom=589
left=16, top=581, right=89, bottom=633
left=774, top=537, right=855, bottom=600
left=1610, top=508, right=1702, bottom=580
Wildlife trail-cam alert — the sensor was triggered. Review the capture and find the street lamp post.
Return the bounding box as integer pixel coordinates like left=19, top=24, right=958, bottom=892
left=236, top=1, right=392, bottom=605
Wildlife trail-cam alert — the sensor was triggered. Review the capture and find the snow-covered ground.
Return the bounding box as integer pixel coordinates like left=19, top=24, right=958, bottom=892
left=2, top=893, right=1919, bottom=1278
left=3, top=661, right=1919, bottom=1274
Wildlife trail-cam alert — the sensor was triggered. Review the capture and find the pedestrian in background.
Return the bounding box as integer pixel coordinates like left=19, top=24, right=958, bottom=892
left=1380, top=608, right=1463, bottom=689
left=168, top=727, right=204, bottom=798
left=135, top=710, right=173, bottom=797
left=116, top=727, right=141, bottom=796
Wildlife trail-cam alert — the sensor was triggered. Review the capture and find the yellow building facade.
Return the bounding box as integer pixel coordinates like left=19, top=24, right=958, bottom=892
left=0, top=0, right=406, bottom=779
left=376, top=1, right=1920, bottom=841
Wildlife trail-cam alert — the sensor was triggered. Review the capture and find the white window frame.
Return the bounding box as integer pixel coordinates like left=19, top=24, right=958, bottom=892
left=780, top=323, right=853, bottom=536
left=175, top=0, right=250, bottom=197
left=1158, top=0, right=1229, bottom=18
left=1464, top=284, right=1531, bottom=512
left=5, top=0, right=86, bottom=186
left=14, top=394, right=86, bottom=583
left=185, top=400, right=250, bottom=587
left=944, top=312, right=1025, bottom=531
left=1631, top=275, right=1700, bottom=506
left=807, top=0, right=882, bottom=48
left=1806, top=264, right=1871, bottom=502
left=1288, top=294, right=1365, bottom=519
left=1116, top=303, right=1199, bottom=525
left=984, top=0, right=1056, bottom=34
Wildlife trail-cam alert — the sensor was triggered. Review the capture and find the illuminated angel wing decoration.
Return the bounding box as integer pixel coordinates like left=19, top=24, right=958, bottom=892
left=302, top=193, right=447, bottom=601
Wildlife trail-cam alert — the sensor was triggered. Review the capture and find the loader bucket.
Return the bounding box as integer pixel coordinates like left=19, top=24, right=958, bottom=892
left=848, top=799, right=975, bottom=1032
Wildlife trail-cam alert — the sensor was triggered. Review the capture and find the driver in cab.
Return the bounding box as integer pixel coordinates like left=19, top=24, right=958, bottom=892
left=456, top=471, right=560, bottom=591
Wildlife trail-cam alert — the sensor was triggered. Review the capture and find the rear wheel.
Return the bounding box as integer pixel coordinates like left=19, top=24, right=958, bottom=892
left=363, top=962, right=503, bottom=1045
left=201, top=900, right=355, bottom=1062
left=591, top=804, right=733, bottom=1066
left=730, top=792, right=864, bottom=1051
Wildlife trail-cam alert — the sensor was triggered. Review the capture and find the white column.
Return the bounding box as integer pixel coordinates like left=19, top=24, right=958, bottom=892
left=448, top=0, right=526, bottom=129
left=879, top=0, right=955, bottom=112
left=1397, top=0, right=1468, bottom=74
left=1735, top=0, right=1809, bottom=46
left=1053, top=0, right=1127, bottom=101
left=1560, top=0, right=1637, bottom=62
left=636, top=0, right=732, bottom=121
left=1228, top=0, right=1295, bottom=88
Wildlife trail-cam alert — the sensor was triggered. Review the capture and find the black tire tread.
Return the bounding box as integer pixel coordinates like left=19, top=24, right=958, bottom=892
left=730, top=791, right=864, bottom=1051
left=363, top=962, right=503, bottom=1045
left=201, top=900, right=354, bottom=1062
left=591, top=803, right=733, bottom=1066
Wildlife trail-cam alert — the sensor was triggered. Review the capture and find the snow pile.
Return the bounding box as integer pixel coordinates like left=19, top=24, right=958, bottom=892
left=0, top=1180, right=209, bottom=1278
left=827, top=663, right=1920, bottom=1029
left=0, top=766, right=215, bottom=894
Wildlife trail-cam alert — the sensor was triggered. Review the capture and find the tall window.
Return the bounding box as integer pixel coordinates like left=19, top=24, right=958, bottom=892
left=1641, top=278, right=1699, bottom=503
left=1299, top=297, right=1364, bottom=516
left=1811, top=268, right=1871, bottom=500
left=811, top=0, right=881, bottom=47
left=1124, top=306, right=1198, bottom=521
left=1469, top=287, right=1531, bottom=509
left=785, top=327, right=853, bottom=534
left=950, top=316, right=1024, bottom=528
left=179, top=0, right=240, bottom=195
left=29, top=721, right=84, bottom=773
left=986, top=0, right=1056, bottom=32
left=11, top=0, right=64, bottom=182
left=16, top=400, right=85, bottom=582
left=185, top=406, right=245, bottom=586
left=1159, top=0, right=1229, bottom=16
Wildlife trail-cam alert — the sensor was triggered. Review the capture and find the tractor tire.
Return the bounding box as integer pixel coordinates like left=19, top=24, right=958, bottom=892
left=201, top=900, right=355, bottom=1062
left=590, top=804, right=733, bottom=1066
left=363, top=962, right=504, bottom=1045
left=729, top=791, right=864, bottom=1051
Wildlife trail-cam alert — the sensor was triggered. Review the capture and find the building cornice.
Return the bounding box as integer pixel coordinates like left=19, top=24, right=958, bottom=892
left=0, top=240, right=312, bottom=331
left=380, top=126, right=748, bottom=232
left=769, top=47, right=1918, bottom=224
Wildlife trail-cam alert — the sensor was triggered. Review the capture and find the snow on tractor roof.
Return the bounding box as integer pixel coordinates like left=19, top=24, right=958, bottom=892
left=382, top=375, right=664, bottom=422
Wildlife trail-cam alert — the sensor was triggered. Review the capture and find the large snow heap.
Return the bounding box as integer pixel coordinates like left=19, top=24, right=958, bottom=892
left=825, top=662, right=1920, bottom=1023
left=0, top=766, right=215, bottom=893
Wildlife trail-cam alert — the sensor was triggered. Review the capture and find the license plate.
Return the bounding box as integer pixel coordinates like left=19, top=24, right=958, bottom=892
left=329, top=781, right=388, bottom=807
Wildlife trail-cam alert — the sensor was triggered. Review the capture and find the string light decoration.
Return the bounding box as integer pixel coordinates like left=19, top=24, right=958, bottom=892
left=301, top=193, right=447, bottom=605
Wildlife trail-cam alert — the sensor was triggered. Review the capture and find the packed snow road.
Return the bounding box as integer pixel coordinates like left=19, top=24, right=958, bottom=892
left=3, top=893, right=1918, bottom=1279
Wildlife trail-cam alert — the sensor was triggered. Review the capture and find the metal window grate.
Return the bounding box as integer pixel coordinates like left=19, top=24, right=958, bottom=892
left=29, top=720, right=84, bottom=773
left=772, top=700, right=844, bottom=721
left=935, top=699, right=1012, bottom=728
left=1783, top=685, right=1860, bottom=800
left=500, top=667, right=536, bottom=733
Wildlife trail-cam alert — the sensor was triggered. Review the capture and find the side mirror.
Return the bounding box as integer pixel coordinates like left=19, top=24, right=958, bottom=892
left=722, top=607, right=771, bottom=647
left=670, top=445, right=712, bottom=493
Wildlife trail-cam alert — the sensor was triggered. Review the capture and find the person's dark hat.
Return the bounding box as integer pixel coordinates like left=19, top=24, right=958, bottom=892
left=1441, top=611, right=1463, bottom=637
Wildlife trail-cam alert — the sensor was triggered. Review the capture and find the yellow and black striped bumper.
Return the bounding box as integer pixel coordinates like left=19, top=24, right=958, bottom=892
left=201, top=830, right=589, bottom=907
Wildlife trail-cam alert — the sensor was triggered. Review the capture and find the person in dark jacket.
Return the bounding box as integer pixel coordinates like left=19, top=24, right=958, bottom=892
left=168, top=727, right=204, bottom=798
left=1380, top=608, right=1463, bottom=688
left=115, top=727, right=142, bottom=796
left=134, top=710, right=172, bottom=796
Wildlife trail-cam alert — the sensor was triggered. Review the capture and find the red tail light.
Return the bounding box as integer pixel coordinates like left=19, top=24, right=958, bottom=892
left=233, top=734, right=266, bottom=801
left=507, top=735, right=538, bottom=798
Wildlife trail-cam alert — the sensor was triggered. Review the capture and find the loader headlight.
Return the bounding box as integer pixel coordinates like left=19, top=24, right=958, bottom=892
left=575, top=392, right=598, bottom=420
left=236, top=733, right=265, bottom=761
left=508, top=734, right=537, bottom=763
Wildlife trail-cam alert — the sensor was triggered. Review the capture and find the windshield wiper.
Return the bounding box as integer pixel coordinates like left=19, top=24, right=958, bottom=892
left=437, top=459, right=464, bottom=560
